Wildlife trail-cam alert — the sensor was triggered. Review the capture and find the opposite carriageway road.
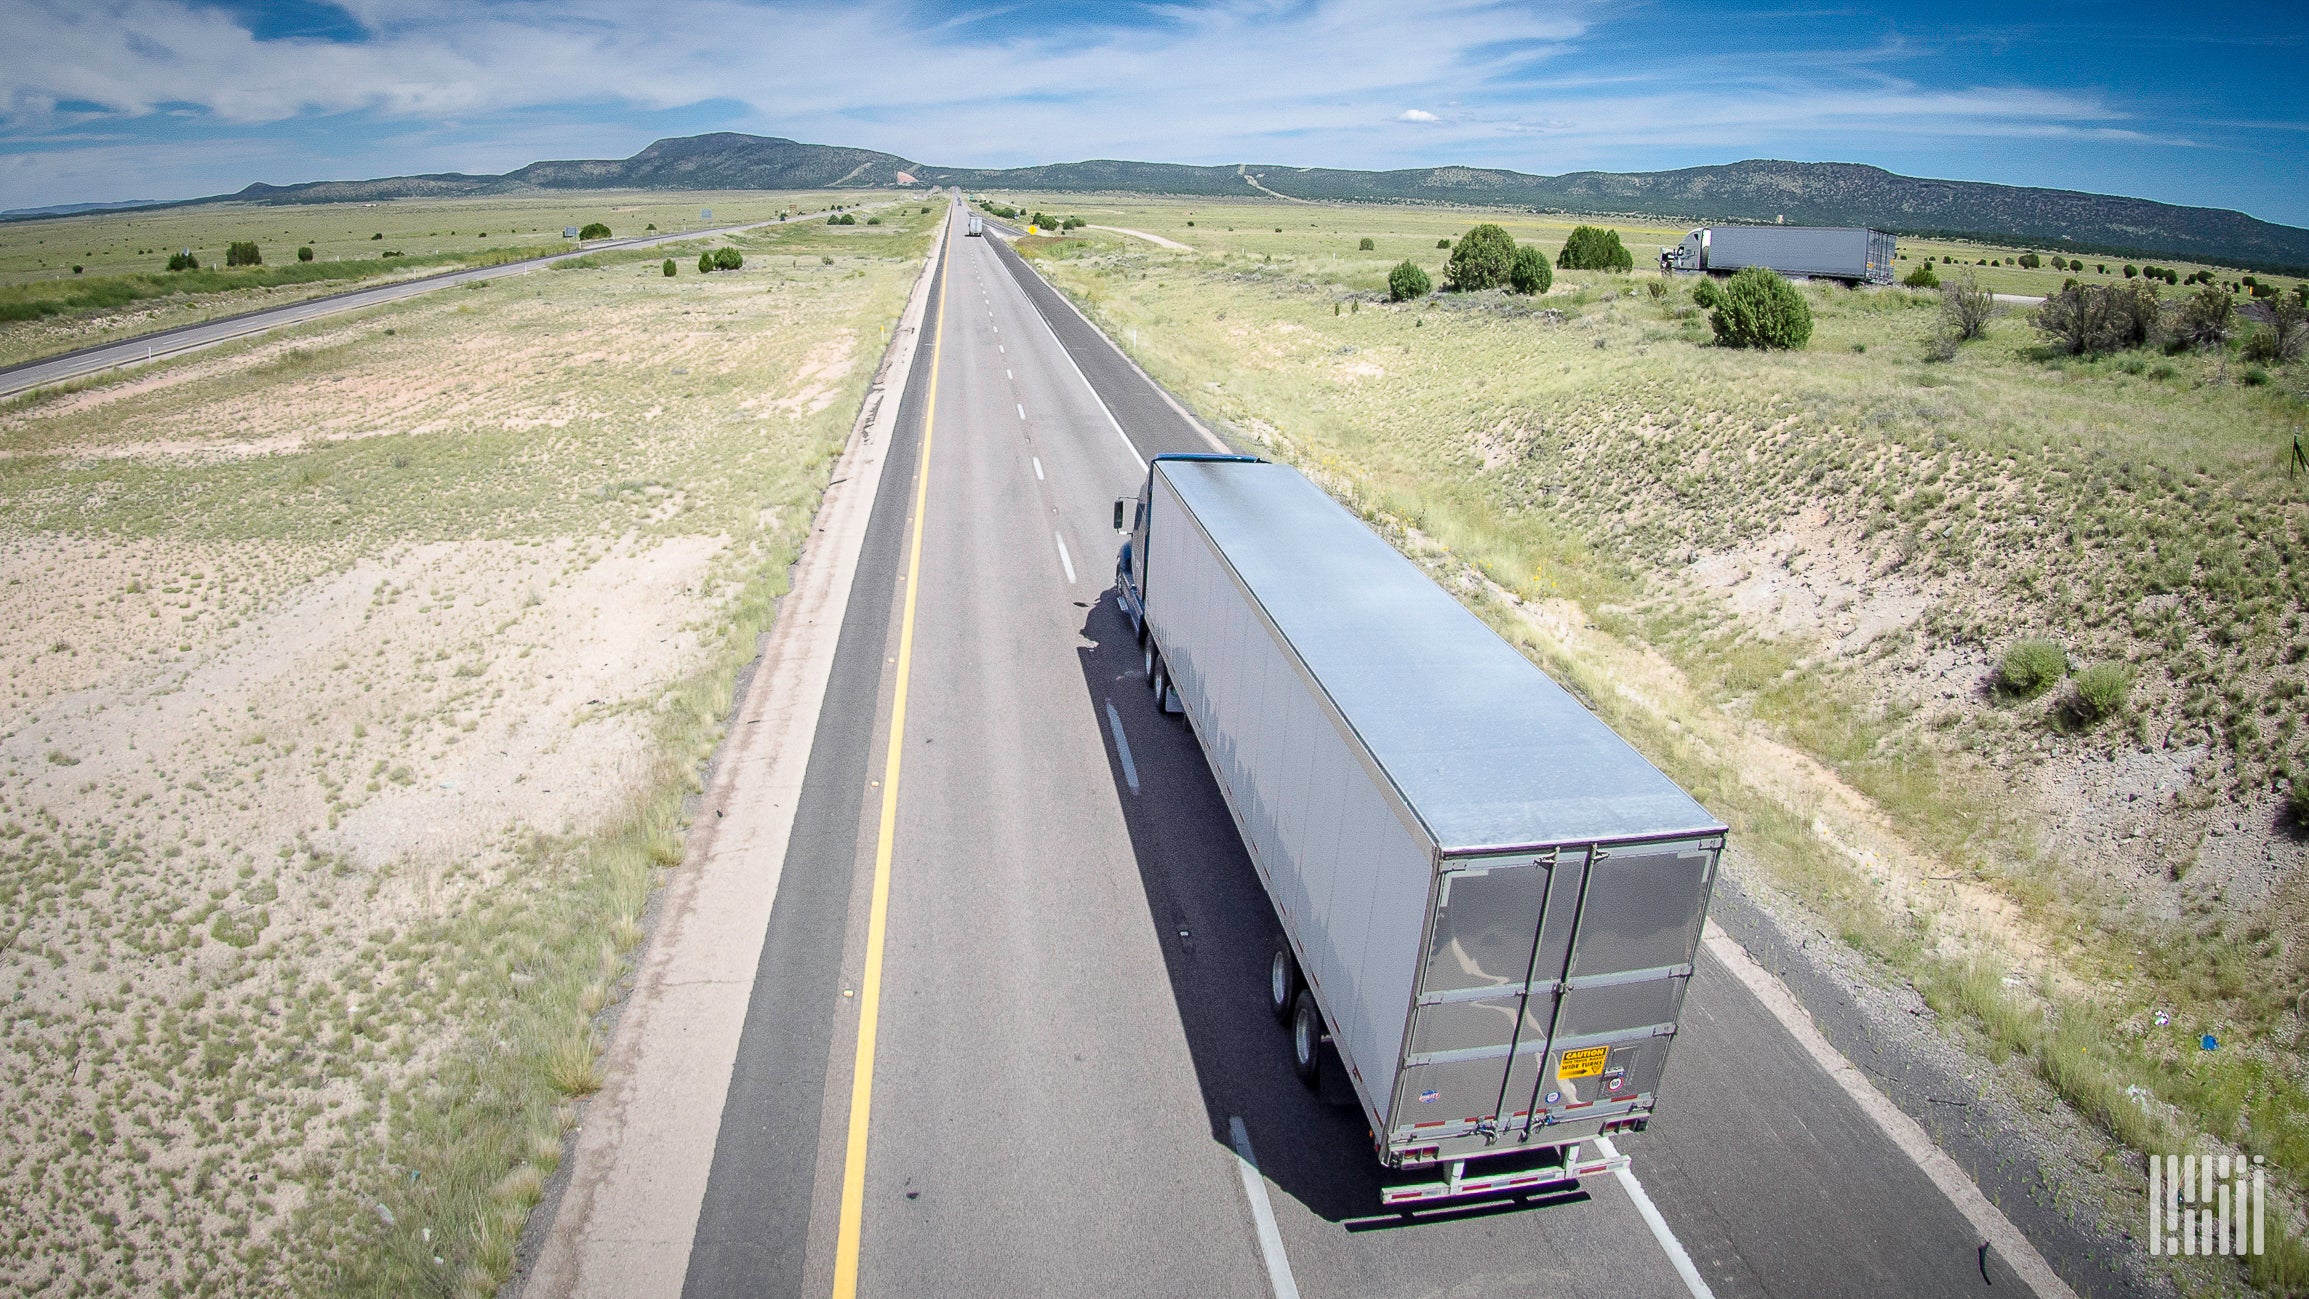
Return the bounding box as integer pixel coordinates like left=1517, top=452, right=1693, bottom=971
left=0, top=202, right=895, bottom=400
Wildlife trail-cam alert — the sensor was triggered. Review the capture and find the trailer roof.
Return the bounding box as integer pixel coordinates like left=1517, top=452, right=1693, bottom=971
left=1161, top=458, right=1725, bottom=853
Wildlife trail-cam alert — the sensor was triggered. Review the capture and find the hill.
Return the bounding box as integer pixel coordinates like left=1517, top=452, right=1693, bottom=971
left=213, top=133, right=2309, bottom=272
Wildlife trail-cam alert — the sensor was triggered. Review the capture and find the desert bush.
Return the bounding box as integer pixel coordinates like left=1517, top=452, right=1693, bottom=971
left=225, top=241, right=261, bottom=267
left=712, top=247, right=743, bottom=271
left=2243, top=293, right=2306, bottom=362
left=697, top=252, right=715, bottom=274
left=1387, top=260, right=1431, bottom=302
left=2018, top=252, right=2042, bottom=268
left=1358, top=237, right=1375, bottom=251
left=166, top=251, right=199, bottom=271
left=867, top=216, right=882, bottom=225
left=2067, top=663, right=2132, bottom=723
left=2035, top=281, right=2160, bottom=354
left=1903, top=262, right=1940, bottom=289
left=370, top=231, right=383, bottom=240
left=1645, top=278, right=1666, bottom=299
left=1936, top=271, right=1994, bottom=340
left=578, top=222, right=611, bottom=240
left=837, top=213, right=857, bottom=225
left=1440, top=226, right=1514, bottom=291
left=1558, top=225, right=1634, bottom=272
left=2172, top=286, right=2234, bottom=352
left=2123, top=264, right=2138, bottom=278
left=1691, top=278, right=1721, bottom=309
left=1436, top=238, right=1452, bottom=249
left=296, top=246, right=314, bottom=262
left=1508, top=245, right=1553, bottom=295
left=662, top=259, right=676, bottom=277
left=1998, top=639, right=2068, bottom=697
left=1708, top=266, right=1812, bottom=349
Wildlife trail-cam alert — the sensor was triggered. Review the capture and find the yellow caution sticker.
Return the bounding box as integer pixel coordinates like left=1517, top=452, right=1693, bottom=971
left=1557, top=1046, right=1609, bottom=1080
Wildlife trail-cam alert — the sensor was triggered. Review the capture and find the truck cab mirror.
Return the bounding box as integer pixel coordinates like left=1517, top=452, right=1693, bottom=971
left=1113, top=498, right=1127, bottom=531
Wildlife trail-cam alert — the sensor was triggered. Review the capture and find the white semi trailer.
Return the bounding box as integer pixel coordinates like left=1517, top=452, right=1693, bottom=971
left=1114, top=455, right=1726, bottom=1204
left=1662, top=225, right=1896, bottom=284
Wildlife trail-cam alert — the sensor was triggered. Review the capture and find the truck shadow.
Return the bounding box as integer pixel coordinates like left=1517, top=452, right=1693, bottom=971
left=1072, top=589, right=1596, bottom=1228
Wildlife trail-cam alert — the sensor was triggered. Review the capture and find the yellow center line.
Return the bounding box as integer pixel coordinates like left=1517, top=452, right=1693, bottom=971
left=830, top=213, right=951, bottom=1299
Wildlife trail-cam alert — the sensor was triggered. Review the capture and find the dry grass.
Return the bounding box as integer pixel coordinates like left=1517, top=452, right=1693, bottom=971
left=0, top=207, right=935, bottom=1295
left=0, top=188, right=907, bottom=369
left=1010, top=193, right=2309, bottom=1291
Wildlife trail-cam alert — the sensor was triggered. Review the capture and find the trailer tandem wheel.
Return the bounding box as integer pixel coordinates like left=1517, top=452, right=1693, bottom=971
left=1268, top=938, right=1301, bottom=1024
left=1290, top=990, right=1323, bottom=1088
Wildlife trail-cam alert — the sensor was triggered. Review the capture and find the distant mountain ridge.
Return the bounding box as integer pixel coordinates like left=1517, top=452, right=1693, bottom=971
left=216, top=132, right=2309, bottom=272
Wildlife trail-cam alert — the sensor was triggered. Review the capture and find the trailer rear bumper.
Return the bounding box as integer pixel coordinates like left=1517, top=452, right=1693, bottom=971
left=1378, top=1145, right=1626, bottom=1206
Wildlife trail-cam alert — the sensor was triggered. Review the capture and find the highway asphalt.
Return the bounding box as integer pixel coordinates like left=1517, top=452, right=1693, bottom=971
left=0, top=203, right=879, bottom=400
left=677, top=206, right=2124, bottom=1298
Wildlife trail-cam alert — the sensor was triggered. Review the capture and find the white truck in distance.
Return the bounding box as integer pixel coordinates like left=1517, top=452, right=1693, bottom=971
left=1113, top=454, right=1727, bottom=1205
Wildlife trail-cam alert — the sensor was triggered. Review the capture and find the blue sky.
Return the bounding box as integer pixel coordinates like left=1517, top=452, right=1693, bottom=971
left=2, top=0, right=2304, bottom=225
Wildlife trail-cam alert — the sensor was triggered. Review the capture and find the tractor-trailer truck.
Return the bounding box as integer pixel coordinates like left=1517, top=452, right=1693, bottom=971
left=1663, top=225, right=1895, bottom=284
left=1113, top=455, right=1726, bottom=1204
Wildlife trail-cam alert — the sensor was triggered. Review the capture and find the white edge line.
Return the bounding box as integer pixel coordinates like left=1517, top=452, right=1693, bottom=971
left=998, top=244, right=1223, bottom=457
left=1701, top=921, right=2080, bottom=1299
left=1032, top=456, right=1044, bottom=480
left=991, top=250, right=1147, bottom=472
left=1017, top=401, right=1027, bottom=420
left=1103, top=700, right=1139, bottom=794
left=1592, top=1135, right=1715, bottom=1299
left=1227, top=1117, right=1301, bottom=1299
left=1054, top=532, right=1076, bottom=584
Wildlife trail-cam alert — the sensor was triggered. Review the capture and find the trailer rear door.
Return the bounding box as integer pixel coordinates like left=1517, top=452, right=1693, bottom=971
left=1390, top=855, right=1554, bottom=1142
left=1509, top=838, right=1718, bottom=1130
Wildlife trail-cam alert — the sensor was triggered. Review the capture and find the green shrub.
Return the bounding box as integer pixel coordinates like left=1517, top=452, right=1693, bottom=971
left=1902, top=262, right=1940, bottom=289
left=712, top=247, right=742, bottom=271
left=828, top=214, right=841, bottom=224
left=1358, top=237, right=1375, bottom=251
left=1387, top=260, right=1431, bottom=302
left=1509, top=245, right=1553, bottom=295
left=2289, top=776, right=2309, bottom=826
left=1941, top=271, right=1994, bottom=340
left=867, top=216, right=882, bottom=225
left=1998, top=639, right=2068, bottom=697
left=578, top=222, right=612, bottom=240
left=2034, top=281, right=2161, bottom=354
left=370, top=232, right=383, bottom=240
left=662, top=259, right=676, bottom=277
left=1690, top=278, right=1720, bottom=309
left=1447, top=224, right=1516, bottom=291
left=837, top=213, right=857, bottom=225
left=1557, top=225, right=1633, bottom=272
left=2067, top=663, right=2131, bottom=722
left=225, top=241, right=261, bottom=267
left=1708, top=266, right=1812, bottom=349
left=166, top=251, right=199, bottom=272
left=1436, top=238, right=1451, bottom=249
left=697, top=252, right=714, bottom=274
left=296, top=246, right=314, bottom=263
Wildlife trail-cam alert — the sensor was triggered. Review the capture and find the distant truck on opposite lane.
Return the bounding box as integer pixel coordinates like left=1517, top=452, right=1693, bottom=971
left=1113, top=454, right=1727, bottom=1205
left=1662, top=225, right=1896, bottom=284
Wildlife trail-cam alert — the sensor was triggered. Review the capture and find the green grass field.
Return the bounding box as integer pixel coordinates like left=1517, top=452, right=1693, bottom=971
left=0, top=201, right=937, bottom=1296
left=1006, top=193, right=2309, bottom=1293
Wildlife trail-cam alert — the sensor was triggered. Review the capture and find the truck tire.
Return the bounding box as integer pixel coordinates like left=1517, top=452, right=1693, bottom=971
left=1150, top=654, right=1170, bottom=709
left=1290, top=990, right=1322, bottom=1088
left=1268, top=938, right=1300, bottom=1024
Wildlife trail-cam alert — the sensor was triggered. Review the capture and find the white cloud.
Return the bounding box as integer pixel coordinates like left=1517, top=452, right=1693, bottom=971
left=1398, top=109, right=1440, bottom=123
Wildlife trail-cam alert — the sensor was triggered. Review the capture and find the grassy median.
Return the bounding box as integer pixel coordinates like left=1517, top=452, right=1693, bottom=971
left=0, top=205, right=936, bottom=1295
